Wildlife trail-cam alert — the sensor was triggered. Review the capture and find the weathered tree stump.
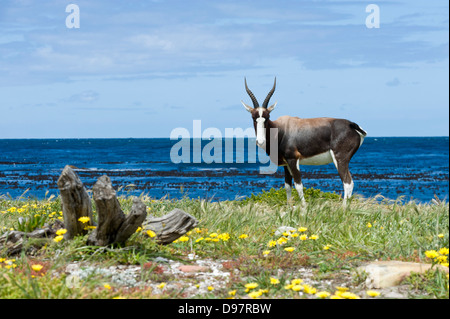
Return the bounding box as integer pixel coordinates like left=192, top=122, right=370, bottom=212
left=86, top=175, right=147, bottom=246
left=143, top=209, right=198, bottom=245
left=57, top=165, right=94, bottom=239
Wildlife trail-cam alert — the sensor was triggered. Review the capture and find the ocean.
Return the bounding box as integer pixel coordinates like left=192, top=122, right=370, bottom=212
left=0, top=137, right=448, bottom=203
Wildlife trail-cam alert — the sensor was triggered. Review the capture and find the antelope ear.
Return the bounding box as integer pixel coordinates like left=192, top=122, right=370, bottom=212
left=267, top=101, right=277, bottom=113
left=241, top=100, right=253, bottom=113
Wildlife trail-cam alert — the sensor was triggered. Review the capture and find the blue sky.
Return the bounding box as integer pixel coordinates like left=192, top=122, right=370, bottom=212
left=0, top=0, right=448, bottom=138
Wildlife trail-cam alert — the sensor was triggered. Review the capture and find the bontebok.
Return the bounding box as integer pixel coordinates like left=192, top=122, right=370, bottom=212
left=242, top=77, right=367, bottom=205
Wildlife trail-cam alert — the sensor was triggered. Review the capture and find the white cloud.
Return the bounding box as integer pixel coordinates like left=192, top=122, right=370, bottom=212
left=66, top=90, right=100, bottom=103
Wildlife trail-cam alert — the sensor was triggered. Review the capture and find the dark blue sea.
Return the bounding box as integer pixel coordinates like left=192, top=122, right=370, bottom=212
left=0, top=137, right=448, bottom=203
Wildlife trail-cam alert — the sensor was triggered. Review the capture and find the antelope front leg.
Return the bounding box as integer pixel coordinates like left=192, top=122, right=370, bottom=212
left=286, top=159, right=306, bottom=206
left=284, top=166, right=293, bottom=203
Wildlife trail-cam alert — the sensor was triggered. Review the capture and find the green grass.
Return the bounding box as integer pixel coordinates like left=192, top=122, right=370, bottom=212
left=0, top=188, right=448, bottom=299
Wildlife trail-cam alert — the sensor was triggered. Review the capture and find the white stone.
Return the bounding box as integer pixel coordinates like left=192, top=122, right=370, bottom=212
left=356, top=260, right=448, bottom=289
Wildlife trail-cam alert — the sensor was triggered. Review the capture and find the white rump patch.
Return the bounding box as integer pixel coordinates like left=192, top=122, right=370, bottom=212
left=299, top=151, right=333, bottom=166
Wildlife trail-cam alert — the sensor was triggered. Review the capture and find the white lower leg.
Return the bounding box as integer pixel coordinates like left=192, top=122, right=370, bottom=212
left=343, top=181, right=354, bottom=204
left=285, top=183, right=292, bottom=202
left=294, top=182, right=306, bottom=204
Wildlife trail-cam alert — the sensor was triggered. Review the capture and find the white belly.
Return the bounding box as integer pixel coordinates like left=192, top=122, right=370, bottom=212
left=299, top=151, right=333, bottom=166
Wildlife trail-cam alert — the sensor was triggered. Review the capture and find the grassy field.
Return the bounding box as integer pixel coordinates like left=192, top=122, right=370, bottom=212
left=0, top=188, right=448, bottom=299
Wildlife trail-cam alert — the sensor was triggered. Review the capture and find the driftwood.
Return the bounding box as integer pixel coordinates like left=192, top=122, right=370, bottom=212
left=86, top=175, right=147, bottom=246
left=57, top=165, right=94, bottom=239
left=144, top=209, right=198, bottom=245
left=58, top=167, right=198, bottom=247
left=0, top=220, right=64, bottom=255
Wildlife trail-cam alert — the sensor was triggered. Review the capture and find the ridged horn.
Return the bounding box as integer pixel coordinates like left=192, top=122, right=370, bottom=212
left=262, top=77, right=276, bottom=109
left=244, top=77, right=259, bottom=108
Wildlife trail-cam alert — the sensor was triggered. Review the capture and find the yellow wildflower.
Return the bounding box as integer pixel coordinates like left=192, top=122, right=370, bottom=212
left=146, top=230, right=156, bottom=238
left=248, top=290, right=263, bottom=299
left=54, top=235, right=64, bottom=242
left=291, top=278, right=303, bottom=285
left=55, top=229, right=67, bottom=236
left=310, top=234, right=319, bottom=240
left=292, top=285, right=304, bottom=292
left=245, top=283, right=259, bottom=290
left=228, top=290, right=237, bottom=296
left=438, top=234, right=444, bottom=238
left=436, top=255, right=448, bottom=264
left=439, top=247, right=449, bottom=255
left=284, top=247, right=295, bottom=252
left=300, top=234, right=308, bottom=241
left=157, top=282, right=166, bottom=289
left=303, top=285, right=317, bottom=295
left=267, top=240, right=277, bottom=248
left=104, top=284, right=112, bottom=290
left=178, top=236, right=189, bottom=242
left=298, top=227, right=307, bottom=232
left=262, top=250, right=271, bottom=256
left=367, top=222, right=372, bottom=228
left=323, top=245, right=331, bottom=250
left=238, top=234, right=249, bottom=239
left=425, top=250, right=439, bottom=259
left=218, top=233, right=230, bottom=241
left=31, top=264, right=43, bottom=272
left=316, top=291, right=330, bottom=298
left=195, top=237, right=204, bottom=243
left=336, top=286, right=349, bottom=292
left=341, top=292, right=360, bottom=299
left=78, top=216, right=90, bottom=224
left=270, top=277, right=280, bottom=285
left=207, top=286, right=214, bottom=291
left=366, top=290, right=381, bottom=297
left=209, top=233, right=218, bottom=238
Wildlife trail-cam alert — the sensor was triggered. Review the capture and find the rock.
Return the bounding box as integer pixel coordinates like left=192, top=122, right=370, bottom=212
left=274, top=226, right=297, bottom=236
left=356, top=260, right=449, bottom=289
left=178, top=265, right=209, bottom=273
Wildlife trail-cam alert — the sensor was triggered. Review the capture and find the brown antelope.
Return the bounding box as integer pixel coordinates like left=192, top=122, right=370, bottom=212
left=241, top=77, right=367, bottom=205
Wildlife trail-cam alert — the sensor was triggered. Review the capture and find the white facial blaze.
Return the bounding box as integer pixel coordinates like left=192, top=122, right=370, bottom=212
left=256, top=108, right=266, bottom=146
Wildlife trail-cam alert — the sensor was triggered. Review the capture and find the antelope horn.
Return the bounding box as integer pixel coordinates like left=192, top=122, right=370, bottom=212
left=244, top=77, right=259, bottom=108
left=262, top=77, right=276, bottom=109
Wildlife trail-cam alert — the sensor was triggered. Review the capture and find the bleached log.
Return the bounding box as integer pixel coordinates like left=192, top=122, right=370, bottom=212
left=143, top=209, right=198, bottom=245
left=0, top=220, right=64, bottom=255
